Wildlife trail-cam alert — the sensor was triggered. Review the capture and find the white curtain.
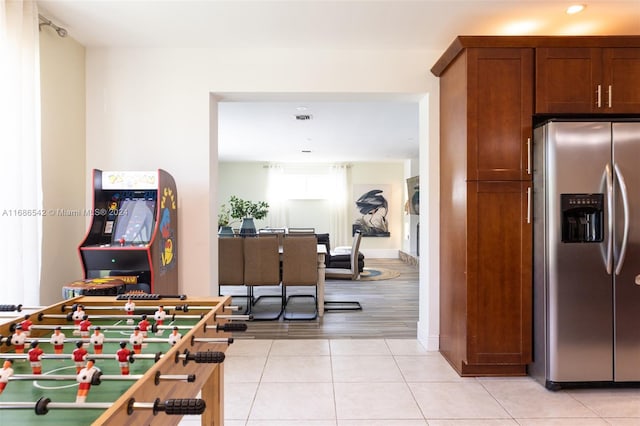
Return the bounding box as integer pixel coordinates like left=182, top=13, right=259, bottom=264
left=265, top=164, right=287, bottom=228
left=0, top=0, right=42, bottom=305
left=328, top=164, right=351, bottom=247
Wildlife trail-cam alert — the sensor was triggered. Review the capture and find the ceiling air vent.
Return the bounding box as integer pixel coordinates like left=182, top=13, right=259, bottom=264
left=295, top=114, right=313, bottom=121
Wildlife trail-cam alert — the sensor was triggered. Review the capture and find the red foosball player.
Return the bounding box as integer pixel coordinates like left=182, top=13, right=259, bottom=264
left=116, top=341, right=131, bottom=375
left=138, top=314, right=151, bottom=338
left=90, top=326, right=104, bottom=354
left=49, top=326, right=66, bottom=355
left=124, top=298, right=135, bottom=324
left=28, top=340, right=44, bottom=374
left=79, top=315, right=92, bottom=339
left=167, top=326, right=181, bottom=346
left=10, top=325, right=26, bottom=354
left=20, top=314, right=33, bottom=337
left=76, top=358, right=98, bottom=403
left=0, top=360, right=14, bottom=394
left=72, top=341, right=88, bottom=374
left=129, top=326, right=143, bottom=354
left=154, top=305, right=166, bottom=335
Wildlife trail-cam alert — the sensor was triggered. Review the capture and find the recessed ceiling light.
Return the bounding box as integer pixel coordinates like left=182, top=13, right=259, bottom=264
left=301, top=150, right=312, bottom=153
left=566, top=4, right=585, bottom=14
left=296, top=106, right=308, bottom=111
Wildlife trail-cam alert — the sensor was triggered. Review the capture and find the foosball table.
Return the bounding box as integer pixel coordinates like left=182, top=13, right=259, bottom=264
left=0, top=295, right=245, bottom=425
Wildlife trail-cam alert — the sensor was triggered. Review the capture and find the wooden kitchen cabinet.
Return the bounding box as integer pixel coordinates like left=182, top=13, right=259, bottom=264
left=434, top=44, right=533, bottom=376
left=536, top=47, right=640, bottom=114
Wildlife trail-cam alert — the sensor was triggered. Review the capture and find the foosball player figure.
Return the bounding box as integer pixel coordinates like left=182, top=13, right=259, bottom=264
left=10, top=325, right=26, bottom=354
left=28, top=340, right=44, bottom=374
left=129, top=326, right=143, bottom=354
left=138, top=314, right=151, bottom=338
left=0, top=360, right=14, bottom=394
left=90, top=326, right=104, bottom=354
left=20, top=314, right=33, bottom=336
left=168, top=326, right=181, bottom=346
left=154, top=305, right=166, bottom=335
left=72, top=304, right=86, bottom=326
left=124, top=297, right=135, bottom=324
left=72, top=341, right=88, bottom=374
left=79, top=314, right=92, bottom=339
left=50, top=326, right=66, bottom=355
left=116, top=341, right=131, bottom=375
left=76, top=358, right=98, bottom=403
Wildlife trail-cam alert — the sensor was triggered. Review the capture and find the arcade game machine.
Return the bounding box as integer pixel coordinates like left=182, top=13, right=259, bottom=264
left=77, top=169, right=178, bottom=296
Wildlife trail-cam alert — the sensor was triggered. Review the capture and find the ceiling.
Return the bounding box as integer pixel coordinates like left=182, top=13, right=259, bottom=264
left=37, top=1, right=640, bottom=163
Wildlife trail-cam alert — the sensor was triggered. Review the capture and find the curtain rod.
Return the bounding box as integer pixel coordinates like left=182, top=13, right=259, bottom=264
left=38, top=14, right=68, bottom=38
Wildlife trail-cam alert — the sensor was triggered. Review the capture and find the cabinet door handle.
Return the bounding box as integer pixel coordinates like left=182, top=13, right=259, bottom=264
left=596, top=84, right=602, bottom=108
left=526, top=186, right=531, bottom=224
left=608, top=85, right=612, bottom=108
left=526, top=137, right=531, bottom=175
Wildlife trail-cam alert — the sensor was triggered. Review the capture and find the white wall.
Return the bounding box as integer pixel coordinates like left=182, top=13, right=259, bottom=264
left=84, top=46, right=442, bottom=348
left=39, top=31, right=86, bottom=305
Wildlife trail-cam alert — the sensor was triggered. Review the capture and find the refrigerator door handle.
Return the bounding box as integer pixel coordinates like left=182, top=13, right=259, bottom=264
left=605, top=163, right=613, bottom=275
left=614, top=163, right=630, bottom=275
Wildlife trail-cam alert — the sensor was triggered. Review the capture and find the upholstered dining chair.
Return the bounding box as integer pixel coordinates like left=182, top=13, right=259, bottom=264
left=258, top=227, right=286, bottom=246
left=218, top=236, right=248, bottom=312
left=281, top=234, right=319, bottom=320
left=243, top=235, right=283, bottom=320
left=325, top=231, right=362, bottom=281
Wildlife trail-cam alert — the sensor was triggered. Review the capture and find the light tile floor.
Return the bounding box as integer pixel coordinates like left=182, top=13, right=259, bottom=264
left=180, top=339, right=640, bottom=426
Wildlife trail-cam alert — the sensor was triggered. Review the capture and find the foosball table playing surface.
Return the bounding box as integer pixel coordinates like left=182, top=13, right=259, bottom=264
left=0, top=295, right=242, bottom=425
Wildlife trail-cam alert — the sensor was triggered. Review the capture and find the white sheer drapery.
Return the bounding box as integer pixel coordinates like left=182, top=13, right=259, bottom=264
left=328, top=164, right=350, bottom=247
left=265, top=164, right=287, bottom=228
left=0, top=0, right=42, bottom=305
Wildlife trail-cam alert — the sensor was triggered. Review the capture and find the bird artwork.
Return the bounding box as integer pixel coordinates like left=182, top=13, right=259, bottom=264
left=353, top=188, right=390, bottom=237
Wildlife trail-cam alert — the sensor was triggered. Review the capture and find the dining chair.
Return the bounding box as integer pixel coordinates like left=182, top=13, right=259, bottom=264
left=325, top=231, right=362, bottom=280
left=323, top=231, right=363, bottom=311
left=243, top=235, right=283, bottom=320
left=218, top=237, right=249, bottom=312
left=287, top=227, right=316, bottom=234
left=258, top=227, right=285, bottom=246
left=281, top=234, right=319, bottom=320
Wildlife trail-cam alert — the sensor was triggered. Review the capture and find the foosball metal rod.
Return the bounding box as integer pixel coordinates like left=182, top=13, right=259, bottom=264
left=0, top=397, right=207, bottom=416
left=0, top=336, right=234, bottom=345
left=214, top=314, right=252, bottom=321
left=40, top=313, right=204, bottom=321
left=60, top=304, right=184, bottom=312
left=9, top=373, right=194, bottom=383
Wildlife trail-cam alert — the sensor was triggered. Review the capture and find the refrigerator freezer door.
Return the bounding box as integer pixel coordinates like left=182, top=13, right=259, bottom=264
left=545, top=121, right=613, bottom=383
left=612, top=122, right=640, bottom=381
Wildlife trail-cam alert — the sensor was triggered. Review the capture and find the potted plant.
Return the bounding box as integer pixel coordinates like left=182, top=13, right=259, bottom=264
left=228, top=195, right=269, bottom=235
left=217, top=204, right=235, bottom=237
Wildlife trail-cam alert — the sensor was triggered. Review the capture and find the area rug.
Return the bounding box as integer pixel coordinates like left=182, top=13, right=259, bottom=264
left=358, top=267, right=401, bottom=281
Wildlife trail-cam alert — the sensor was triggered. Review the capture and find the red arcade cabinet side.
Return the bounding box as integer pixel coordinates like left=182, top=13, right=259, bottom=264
left=77, top=169, right=178, bottom=295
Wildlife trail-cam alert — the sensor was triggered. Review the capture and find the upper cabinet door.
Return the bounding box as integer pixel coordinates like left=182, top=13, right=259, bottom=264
left=536, top=47, right=640, bottom=114
left=467, top=48, right=533, bottom=181
left=602, top=48, right=640, bottom=113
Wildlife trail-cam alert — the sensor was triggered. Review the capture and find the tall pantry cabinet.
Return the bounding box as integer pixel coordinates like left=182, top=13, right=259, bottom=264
left=432, top=42, right=533, bottom=376
left=431, top=36, right=640, bottom=377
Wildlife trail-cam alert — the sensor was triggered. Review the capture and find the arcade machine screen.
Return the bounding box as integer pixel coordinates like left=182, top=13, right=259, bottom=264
left=112, top=198, right=156, bottom=245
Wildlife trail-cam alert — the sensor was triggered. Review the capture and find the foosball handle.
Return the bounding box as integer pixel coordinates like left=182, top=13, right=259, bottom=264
left=217, top=322, right=248, bottom=332
left=0, top=304, right=20, bottom=312
left=156, top=398, right=206, bottom=415
left=180, top=349, right=225, bottom=366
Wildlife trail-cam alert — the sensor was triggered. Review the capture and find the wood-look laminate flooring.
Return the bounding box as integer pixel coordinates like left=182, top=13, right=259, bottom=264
left=223, top=258, right=419, bottom=339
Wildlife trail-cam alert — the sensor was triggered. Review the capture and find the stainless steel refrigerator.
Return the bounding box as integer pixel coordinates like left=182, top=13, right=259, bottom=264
left=531, top=120, right=640, bottom=390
